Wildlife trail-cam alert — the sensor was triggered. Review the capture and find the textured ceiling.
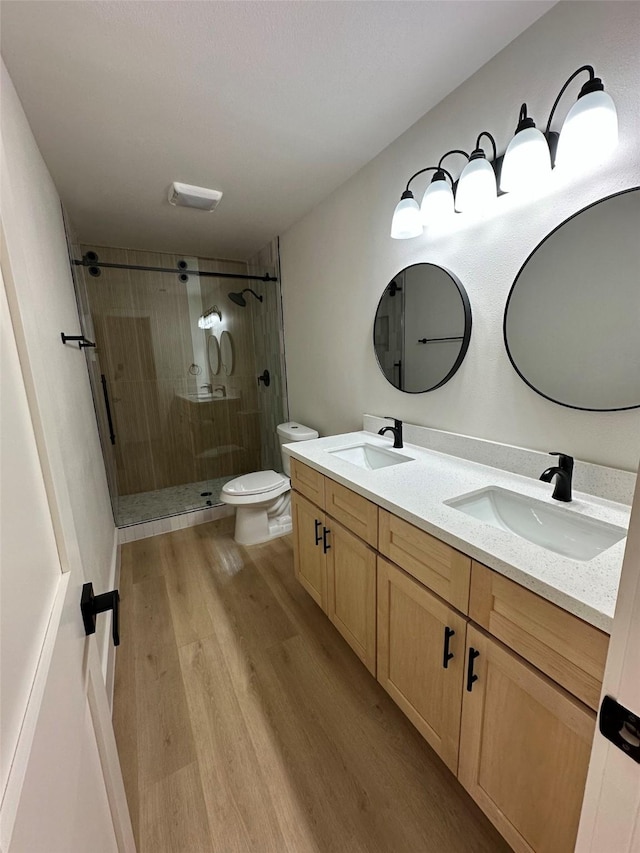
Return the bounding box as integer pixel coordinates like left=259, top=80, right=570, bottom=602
left=1, top=1, right=555, bottom=259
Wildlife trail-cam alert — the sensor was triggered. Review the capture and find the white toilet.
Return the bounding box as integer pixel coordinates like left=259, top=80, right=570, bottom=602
left=221, top=421, right=319, bottom=545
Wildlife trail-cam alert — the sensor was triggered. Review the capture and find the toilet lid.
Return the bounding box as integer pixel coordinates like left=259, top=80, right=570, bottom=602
left=222, top=470, right=288, bottom=496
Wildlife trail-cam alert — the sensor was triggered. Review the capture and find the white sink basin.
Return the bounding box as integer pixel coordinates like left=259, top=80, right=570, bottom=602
left=328, top=443, right=414, bottom=471
left=446, top=486, right=626, bottom=561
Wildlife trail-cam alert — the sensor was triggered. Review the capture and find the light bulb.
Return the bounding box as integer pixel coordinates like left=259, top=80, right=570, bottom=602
left=455, top=153, right=497, bottom=213
left=500, top=104, right=551, bottom=194
left=420, top=172, right=454, bottom=224
left=391, top=190, right=422, bottom=239
left=556, top=88, right=618, bottom=171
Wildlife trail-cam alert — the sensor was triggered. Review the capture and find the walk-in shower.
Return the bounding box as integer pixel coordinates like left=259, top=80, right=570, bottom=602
left=68, top=237, right=288, bottom=528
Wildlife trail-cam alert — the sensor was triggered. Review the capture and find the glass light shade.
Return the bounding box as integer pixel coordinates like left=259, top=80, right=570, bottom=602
left=390, top=194, right=422, bottom=239
left=455, top=157, right=497, bottom=213
left=420, top=179, right=454, bottom=223
left=555, top=90, right=618, bottom=171
left=500, top=126, right=551, bottom=193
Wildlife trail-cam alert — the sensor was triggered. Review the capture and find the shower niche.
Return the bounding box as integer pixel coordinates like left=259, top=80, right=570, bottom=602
left=69, top=240, right=288, bottom=527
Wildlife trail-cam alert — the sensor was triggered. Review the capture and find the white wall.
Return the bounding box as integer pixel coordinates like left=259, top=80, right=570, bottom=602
left=280, top=1, right=640, bottom=472
left=1, top=60, right=116, bottom=664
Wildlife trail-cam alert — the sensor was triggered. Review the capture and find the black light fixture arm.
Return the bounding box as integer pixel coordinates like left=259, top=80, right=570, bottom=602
left=437, top=149, right=470, bottom=170
left=474, top=131, right=498, bottom=161
left=545, top=65, right=596, bottom=134
left=405, top=165, right=455, bottom=193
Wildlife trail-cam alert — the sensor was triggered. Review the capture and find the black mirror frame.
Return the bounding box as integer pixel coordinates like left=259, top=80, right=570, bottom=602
left=373, top=262, right=472, bottom=394
left=503, top=186, right=640, bottom=413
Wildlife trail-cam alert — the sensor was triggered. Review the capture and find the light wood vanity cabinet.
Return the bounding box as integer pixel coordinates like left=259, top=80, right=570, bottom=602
left=290, top=459, right=605, bottom=853
left=290, top=463, right=377, bottom=674
left=459, top=624, right=596, bottom=853
left=379, top=509, right=471, bottom=612
left=291, top=491, right=327, bottom=611
left=469, top=560, right=608, bottom=711
left=377, top=557, right=466, bottom=773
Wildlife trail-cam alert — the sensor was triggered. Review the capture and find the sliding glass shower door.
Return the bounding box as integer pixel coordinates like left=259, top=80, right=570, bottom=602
left=68, top=238, right=288, bottom=527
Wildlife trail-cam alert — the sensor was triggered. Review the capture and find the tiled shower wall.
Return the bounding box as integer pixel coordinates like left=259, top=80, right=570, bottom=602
left=247, top=238, right=290, bottom=472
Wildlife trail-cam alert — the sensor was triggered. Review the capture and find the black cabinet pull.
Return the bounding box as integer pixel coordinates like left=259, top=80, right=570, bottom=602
left=322, top=526, right=331, bottom=553
left=81, top=582, right=120, bottom=646
left=314, top=518, right=322, bottom=546
left=101, top=374, right=116, bottom=445
left=466, top=647, right=480, bottom=692
left=443, top=626, right=455, bottom=669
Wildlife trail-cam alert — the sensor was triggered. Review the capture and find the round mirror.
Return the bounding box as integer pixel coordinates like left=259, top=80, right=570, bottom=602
left=504, top=188, right=640, bottom=411
left=220, top=330, right=234, bottom=376
left=373, top=263, right=471, bottom=393
left=207, top=334, right=220, bottom=375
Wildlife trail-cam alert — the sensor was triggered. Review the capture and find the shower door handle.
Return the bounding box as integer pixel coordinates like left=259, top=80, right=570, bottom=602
left=101, top=374, right=116, bottom=445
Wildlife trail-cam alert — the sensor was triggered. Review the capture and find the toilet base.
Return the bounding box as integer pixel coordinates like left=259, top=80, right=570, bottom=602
left=233, top=492, right=292, bottom=546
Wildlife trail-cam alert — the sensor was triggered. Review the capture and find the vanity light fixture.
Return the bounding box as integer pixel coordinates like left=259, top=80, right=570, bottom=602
left=420, top=151, right=467, bottom=224
left=391, top=63, right=617, bottom=239
left=455, top=132, right=498, bottom=213
left=198, top=305, right=222, bottom=329
left=390, top=189, right=422, bottom=239
left=500, top=104, right=551, bottom=193
left=551, top=65, right=618, bottom=171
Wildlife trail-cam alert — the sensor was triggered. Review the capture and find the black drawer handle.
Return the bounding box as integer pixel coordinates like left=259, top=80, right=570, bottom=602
left=443, top=626, right=455, bottom=669
left=466, top=647, right=480, bottom=692
left=322, top=526, right=331, bottom=553
left=314, top=518, right=322, bottom=546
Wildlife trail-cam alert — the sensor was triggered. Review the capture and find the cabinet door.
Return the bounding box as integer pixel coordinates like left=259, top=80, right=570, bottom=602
left=326, top=519, right=377, bottom=675
left=377, top=557, right=467, bottom=773
left=459, top=625, right=596, bottom=853
left=291, top=491, right=327, bottom=612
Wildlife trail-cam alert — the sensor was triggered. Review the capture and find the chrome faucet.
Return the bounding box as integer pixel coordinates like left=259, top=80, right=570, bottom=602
left=200, top=383, right=213, bottom=394
left=540, top=452, right=574, bottom=502
left=378, top=417, right=403, bottom=449
left=212, top=384, right=226, bottom=397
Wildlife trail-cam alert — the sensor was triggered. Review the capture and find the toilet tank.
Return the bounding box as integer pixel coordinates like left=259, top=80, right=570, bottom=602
left=277, top=422, right=319, bottom=475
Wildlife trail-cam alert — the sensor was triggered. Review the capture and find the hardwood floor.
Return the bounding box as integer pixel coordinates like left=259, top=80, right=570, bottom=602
left=113, top=519, right=511, bottom=853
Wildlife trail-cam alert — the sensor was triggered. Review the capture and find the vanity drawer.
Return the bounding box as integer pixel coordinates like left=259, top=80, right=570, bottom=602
left=290, top=458, right=325, bottom=508
left=378, top=510, right=471, bottom=613
left=469, top=561, right=609, bottom=711
left=325, top=479, right=378, bottom=547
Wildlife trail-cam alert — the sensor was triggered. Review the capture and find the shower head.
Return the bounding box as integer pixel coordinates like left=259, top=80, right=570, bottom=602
left=228, top=288, right=264, bottom=307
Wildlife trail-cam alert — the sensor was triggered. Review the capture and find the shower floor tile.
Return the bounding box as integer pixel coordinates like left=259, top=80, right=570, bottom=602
left=116, top=476, right=235, bottom=527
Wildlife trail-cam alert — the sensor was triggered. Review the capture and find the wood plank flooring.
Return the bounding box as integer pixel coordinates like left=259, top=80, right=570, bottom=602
left=113, top=519, right=511, bottom=853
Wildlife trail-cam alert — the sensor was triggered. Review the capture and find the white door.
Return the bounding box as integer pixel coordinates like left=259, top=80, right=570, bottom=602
left=0, top=269, right=135, bottom=852
left=576, top=472, right=640, bottom=851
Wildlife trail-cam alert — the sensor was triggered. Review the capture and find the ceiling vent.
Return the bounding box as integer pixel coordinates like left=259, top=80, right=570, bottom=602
left=168, top=182, right=222, bottom=211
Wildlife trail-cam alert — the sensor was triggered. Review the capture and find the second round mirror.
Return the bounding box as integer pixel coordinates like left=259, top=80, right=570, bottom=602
left=373, top=263, right=471, bottom=393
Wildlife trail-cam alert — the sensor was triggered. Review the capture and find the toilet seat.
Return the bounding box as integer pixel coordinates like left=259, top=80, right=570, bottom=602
left=222, top=470, right=290, bottom=505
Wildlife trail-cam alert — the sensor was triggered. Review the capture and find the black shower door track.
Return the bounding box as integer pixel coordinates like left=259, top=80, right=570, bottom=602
left=72, top=258, right=277, bottom=282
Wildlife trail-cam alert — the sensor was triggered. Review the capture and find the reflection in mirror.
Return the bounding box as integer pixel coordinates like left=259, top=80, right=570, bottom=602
left=504, top=188, right=640, bottom=411
left=373, top=263, right=471, bottom=393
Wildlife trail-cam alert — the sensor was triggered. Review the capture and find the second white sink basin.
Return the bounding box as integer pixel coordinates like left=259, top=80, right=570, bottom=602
left=446, top=486, right=626, bottom=561
left=328, top=442, right=414, bottom=471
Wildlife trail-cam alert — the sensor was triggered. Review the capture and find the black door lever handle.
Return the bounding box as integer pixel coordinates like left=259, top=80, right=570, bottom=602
left=81, top=582, right=120, bottom=646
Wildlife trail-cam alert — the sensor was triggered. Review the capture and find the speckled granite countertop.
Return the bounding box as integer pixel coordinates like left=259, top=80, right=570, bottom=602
left=285, top=431, right=631, bottom=633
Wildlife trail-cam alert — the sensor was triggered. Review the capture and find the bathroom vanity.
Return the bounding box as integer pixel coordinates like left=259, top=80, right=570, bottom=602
left=287, top=430, right=630, bottom=853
